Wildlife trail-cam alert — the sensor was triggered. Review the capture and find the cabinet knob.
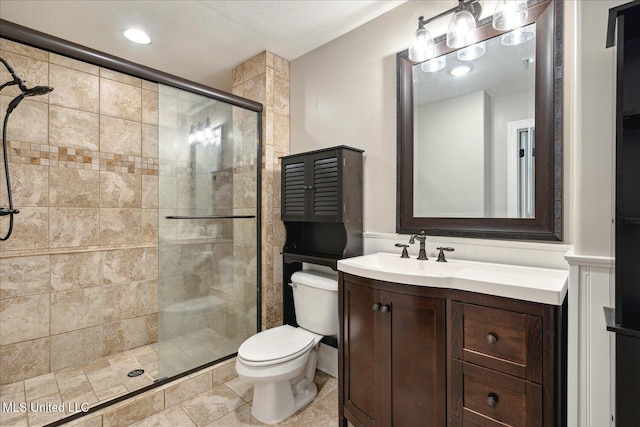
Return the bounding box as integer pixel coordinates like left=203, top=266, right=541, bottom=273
left=486, top=333, right=498, bottom=344
left=380, top=304, right=391, bottom=313
left=486, top=393, right=499, bottom=407
left=372, top=303, right=381, bottom=311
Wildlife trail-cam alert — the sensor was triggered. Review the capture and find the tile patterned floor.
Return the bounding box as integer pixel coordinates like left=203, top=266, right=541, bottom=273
left=130, top=370, right=338, bottom=427
left=0, top=342, right=339, bottom=427
left=0, top=344, right=159, bottom=427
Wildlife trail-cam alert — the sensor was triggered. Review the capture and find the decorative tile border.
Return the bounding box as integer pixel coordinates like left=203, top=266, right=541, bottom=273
left=7, top=141, right=159, bottom=175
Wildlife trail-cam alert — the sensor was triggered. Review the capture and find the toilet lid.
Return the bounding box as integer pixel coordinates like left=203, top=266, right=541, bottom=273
left=238, top=325, right=315, bottom=364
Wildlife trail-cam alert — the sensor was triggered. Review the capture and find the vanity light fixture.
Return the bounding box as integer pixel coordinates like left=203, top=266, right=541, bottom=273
left=421, top=56, right=447, bottom=73
left=450, top=65, right=472, bottom=76
left=492, top=0, right=529, bottom=31
left=501, top=24, right=536, bottom=46
left=123, top=28, right=151, bottom=45
left=457, top=41, right=486, bottom=61
left=189, top=119, right=221, bottom=146
left=408, top=0, right=482, bottom=62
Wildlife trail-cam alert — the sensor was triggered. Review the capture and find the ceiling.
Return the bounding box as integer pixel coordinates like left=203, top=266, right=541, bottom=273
left=0, top=0, right=406, bottom=91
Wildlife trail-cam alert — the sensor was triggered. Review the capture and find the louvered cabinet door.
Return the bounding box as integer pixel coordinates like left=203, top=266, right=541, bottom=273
left=282, top=158, right=308, bottom=221
left=309, top=152, right=341, bottom=222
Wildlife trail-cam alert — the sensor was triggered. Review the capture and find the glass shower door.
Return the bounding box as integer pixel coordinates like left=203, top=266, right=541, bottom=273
left=156, top=84, right=259, bottom=379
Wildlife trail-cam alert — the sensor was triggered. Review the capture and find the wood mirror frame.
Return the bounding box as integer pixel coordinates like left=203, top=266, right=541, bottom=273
left=397, top=0, right=563, bottom=241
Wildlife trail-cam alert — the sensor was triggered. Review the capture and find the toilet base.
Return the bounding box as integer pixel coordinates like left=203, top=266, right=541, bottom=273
left=250, top=379, right=317, bottom=424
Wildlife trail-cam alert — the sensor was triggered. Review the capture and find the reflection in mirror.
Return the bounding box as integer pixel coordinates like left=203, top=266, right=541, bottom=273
left=397, top=0, right=562, bottom=241
left=413, top=23, right=536, bottom=219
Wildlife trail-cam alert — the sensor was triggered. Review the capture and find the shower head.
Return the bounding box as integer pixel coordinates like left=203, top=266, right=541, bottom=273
left=6, top=85, right=54, bottom=114
left=23, top=85, right=54, bottom=97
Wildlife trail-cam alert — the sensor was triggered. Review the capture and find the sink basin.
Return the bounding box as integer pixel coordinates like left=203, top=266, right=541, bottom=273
left=337, top=252, right=568, bottom=305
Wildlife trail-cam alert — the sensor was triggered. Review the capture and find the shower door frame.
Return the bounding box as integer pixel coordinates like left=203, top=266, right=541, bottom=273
left=0, top=18, right=263, bottom=425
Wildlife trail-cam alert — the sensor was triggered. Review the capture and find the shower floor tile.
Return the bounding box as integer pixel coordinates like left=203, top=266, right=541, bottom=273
left=0, top=343, right=159, bottom=427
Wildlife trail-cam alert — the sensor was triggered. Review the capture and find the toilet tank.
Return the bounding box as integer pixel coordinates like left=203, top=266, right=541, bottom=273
left=290, top=271, right=338, bottom=336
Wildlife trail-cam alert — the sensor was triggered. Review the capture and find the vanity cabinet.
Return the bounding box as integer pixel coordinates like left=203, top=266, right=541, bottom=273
left=339, top=273, right=447, bottom=427
left=338, top=273, right=566, bottom=427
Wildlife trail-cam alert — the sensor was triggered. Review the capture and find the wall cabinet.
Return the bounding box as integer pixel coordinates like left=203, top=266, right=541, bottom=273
left=338, top=273, right=566, bottom=427
left=281, top=146, right=363, bottom=336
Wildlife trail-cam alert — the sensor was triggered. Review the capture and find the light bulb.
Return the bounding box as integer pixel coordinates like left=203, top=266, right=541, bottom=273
left=421, top=56, right=446, bottom=73
left=501, top=24, right=535, bottom=46
left=123, top=28, right=151, bottom=45
left=457, top=41, right=486, bottom=61
left=447, top=9, right=477, bottom=49
left=408, top=23, right=435, bottom=62
left=493, top=0, right=528, bottom=31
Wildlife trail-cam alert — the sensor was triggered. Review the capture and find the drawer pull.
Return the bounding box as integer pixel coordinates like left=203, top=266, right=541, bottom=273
left=486, top=393, right=499, bottom=407
left=372, top=303, right=381, bottom=311
left=380, top=304, right=391, bottom=313
left=485, top=333, right=498, bottom=344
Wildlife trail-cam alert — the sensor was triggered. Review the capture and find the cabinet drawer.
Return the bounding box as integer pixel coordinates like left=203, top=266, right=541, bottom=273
left=460, top=303, right=542, bottom=382
left=456, top=361, right=542, bottom=427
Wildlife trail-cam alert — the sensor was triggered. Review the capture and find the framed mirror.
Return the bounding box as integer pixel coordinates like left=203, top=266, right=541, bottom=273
left=397, top=0, right=562, bottom=240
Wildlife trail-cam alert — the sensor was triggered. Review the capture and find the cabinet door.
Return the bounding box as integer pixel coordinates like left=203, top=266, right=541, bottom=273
left=389, top=292, right=447, bottom=427
left=342, top=280, right=382, bottom=426
left=309, top=151, right=341, bottom=222
left=282, top=156, right=307, bottom=221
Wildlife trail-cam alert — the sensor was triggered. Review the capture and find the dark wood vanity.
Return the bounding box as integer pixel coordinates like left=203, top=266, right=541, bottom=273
left=338, top=273, right=566, bottom=427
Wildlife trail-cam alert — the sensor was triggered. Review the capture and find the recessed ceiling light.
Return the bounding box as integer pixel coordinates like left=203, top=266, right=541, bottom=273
left=123, top=28, right=151, bottom=45
left=450, top=65, right=472, bottom=76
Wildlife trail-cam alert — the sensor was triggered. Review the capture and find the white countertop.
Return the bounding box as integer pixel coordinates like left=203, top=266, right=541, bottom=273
left=337, top=252, right=568, bottom=305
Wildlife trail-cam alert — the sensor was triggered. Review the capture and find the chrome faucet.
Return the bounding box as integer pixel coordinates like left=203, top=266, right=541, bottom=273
left=409, top=230, right=428, bottom=260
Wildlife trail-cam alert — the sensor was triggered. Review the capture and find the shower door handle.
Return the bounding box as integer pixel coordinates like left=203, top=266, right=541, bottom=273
left=165, top=215, right=256, bottom=219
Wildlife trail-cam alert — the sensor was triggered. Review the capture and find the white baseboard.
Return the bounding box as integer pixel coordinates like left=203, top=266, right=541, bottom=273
left=316, top=343, right=337, bottom=378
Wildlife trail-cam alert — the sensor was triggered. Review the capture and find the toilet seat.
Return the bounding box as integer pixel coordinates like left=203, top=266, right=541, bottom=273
left=238, top=325, right=316, bottom=367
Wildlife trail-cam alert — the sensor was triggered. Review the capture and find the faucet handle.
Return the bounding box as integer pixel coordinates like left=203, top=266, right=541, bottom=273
left=436, top=247, right=455, bottom=262
left=395, top=243, right=410, bottom=258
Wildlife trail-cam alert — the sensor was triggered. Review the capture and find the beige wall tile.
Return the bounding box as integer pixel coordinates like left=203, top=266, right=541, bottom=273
left=49, top=53, right=99, bottom=75
left=100, top=68, right=142, bottom=87
left=241, top=75, right=266, bottom=105
left=273, top=53, right=290, bottom=81
left=100, top=79, right=141, bottom=121
left=142, top=209, right=158, bottom=244
left=100, top=171, right=142, bottom=208
left=103, top=314, right=157, bottom=355
left=49, top=64, right=99, bottom=113
left=103, top=247, right=156, bottom=285
left=50, top=167, right=100, bottom=207
left=49, top=105, right=100, bottom=151
left=0, top=38, right=48, bottom=61
left=141, top=175, right=158, bottom=209
left=274, top=113, right=290, bottom=154
left=51, top=287, right=103, bottom=334
left=50, top=251, right=103, bottom=291
left=142, top=89, right=159, bottom=126
left=26, top=391, right=63, bottom=426
left=50, top=327, right=103, bottom=371
left=0, top=207, right=48, bottom=252
left=6, top=164, right=49, bottom=207
left=212, top=359, right=237, bottom=386
left=100, top=116, right=141, bottom=156
left=0, top=255, right=50, bottom=299
left=142, top=124, right=158, bottom=159
left=102, top=390, right=164, bottom=427
left=142, top=80, right=158, bottom=92
left=49, top=207, right=99, bottom=248
left=0, top=294, right=49, bottom=345
left=0, top=338, right=49, bottom=385
left=99, top=208, right=142, bottom=245
left=158, top=93, right=178, bottom=130
left=0, top=50, right=49, bottom=99
left=241, top=52, right=267, bottom=83
left=104, top=280, right=157, bottom=323
left=4, top=98, right=49, bottom=144
left=24, top=372, right=58, bottom=401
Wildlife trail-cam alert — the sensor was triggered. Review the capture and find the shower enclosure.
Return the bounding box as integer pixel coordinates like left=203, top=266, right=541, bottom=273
left=0, top=26, right=261, bottom=426
left=156, top=85, right=260, bottom=379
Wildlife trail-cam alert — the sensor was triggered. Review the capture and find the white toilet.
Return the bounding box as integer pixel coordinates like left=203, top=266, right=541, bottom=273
left=235, top=270, right=338, bottom=424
